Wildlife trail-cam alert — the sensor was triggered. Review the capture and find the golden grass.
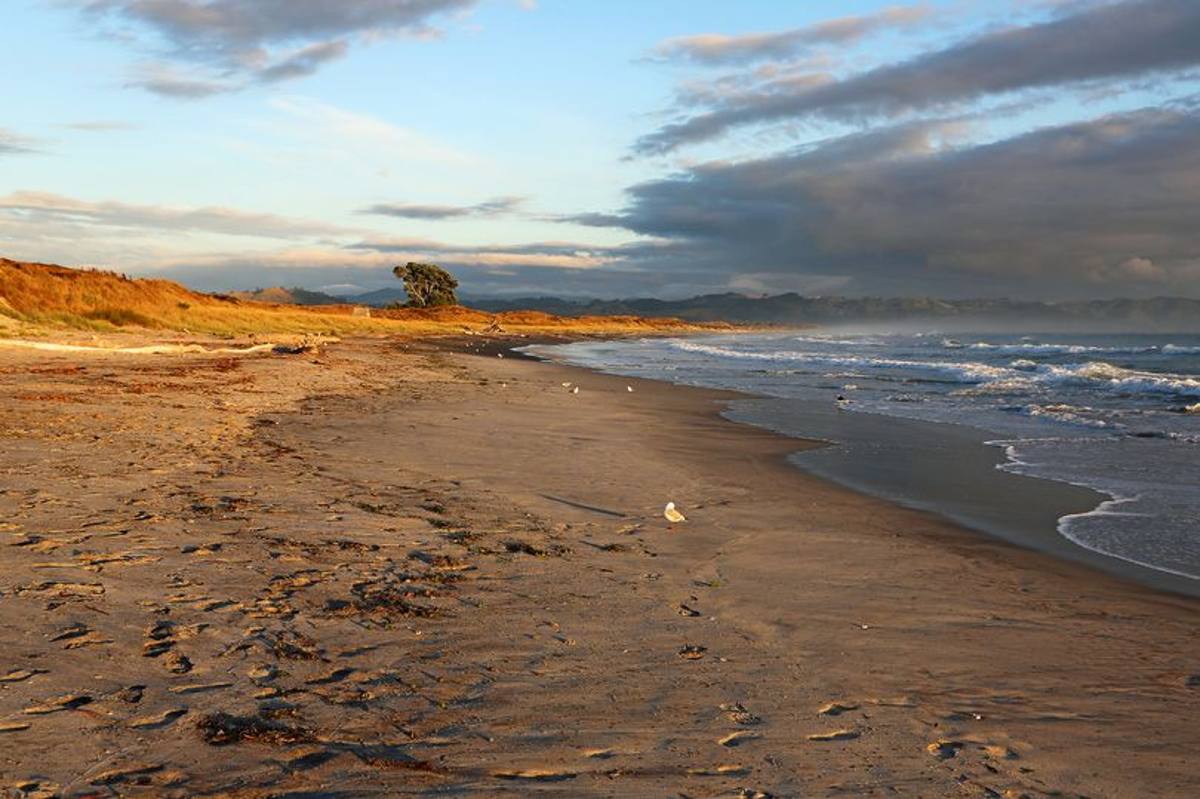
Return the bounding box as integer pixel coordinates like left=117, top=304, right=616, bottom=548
left=0, top=258, right=730, bottom=337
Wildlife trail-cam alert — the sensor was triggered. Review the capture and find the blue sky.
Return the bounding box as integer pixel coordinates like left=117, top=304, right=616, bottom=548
left=2, top=1, right=1199, bottom=298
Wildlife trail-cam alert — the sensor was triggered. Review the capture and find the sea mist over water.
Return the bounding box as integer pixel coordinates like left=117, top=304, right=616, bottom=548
left=532, top=330, right=1200, bottom=585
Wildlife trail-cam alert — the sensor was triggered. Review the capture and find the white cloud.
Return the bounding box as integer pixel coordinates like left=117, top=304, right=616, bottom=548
left=269, top=96, right=477, bottom=166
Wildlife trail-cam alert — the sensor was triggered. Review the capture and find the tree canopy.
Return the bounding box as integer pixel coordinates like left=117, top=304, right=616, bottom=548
left=392, top=262, right=459, bottom=308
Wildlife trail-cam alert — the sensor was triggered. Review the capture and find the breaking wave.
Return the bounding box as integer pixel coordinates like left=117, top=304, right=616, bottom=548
left=669, top=340, right=1200, bottom=399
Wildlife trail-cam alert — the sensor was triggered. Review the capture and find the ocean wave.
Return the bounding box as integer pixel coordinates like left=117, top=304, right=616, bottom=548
left=791, top=334, right=885, bottom=346
left=1040, top=361, right=1200, bottom=397
left=969, top=341, right=1160, bottom=355
left=672, top=341, right=1200, bottom=400
left=668, top=341, right=1013, bottom=382
left=1058, top=498, right=1200, bottom=581
left=951, top=377, right=1036, bottom=396
left=1008, top=403, right=1118, bottom=429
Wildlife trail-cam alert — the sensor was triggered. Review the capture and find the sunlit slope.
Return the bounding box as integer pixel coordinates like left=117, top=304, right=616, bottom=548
left=0, top=259, right=729, bottom=336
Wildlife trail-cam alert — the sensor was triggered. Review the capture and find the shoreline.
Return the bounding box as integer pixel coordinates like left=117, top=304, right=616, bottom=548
left=1, top=334, right=1197, bottom=796
left=525, top=338, right=1200, bottom=599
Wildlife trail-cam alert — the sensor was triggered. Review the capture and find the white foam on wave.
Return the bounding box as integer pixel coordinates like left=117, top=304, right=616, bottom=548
left=791, top=334, right=885, bottom=347
left=1040, top=361, right=1200, bottom=397
left=668, top=340, right=1013, bottom=382
left=1016, top=403, right=1118, bottom=429
left=969, top=341, right=1161, bottom=355
left=1059, top=499, right=1200, bottom=581
left=671, top=341, right=1200, bottom=402
left=990, top=437, right=1200, bottom=581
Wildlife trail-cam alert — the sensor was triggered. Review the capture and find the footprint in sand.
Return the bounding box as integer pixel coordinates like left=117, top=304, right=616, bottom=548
left=48, top=622, right=90, bottom=642
left=0, top=722, right=33, bottom=733
left=16, top=581, right=105, bottom=599
left=678, top=644, right=707, bottom=660
left=129, top=708, right=188, bottom=729
left=169, top=681, right=233, bottom=695
left=248, top=664, right=279, bottom=682
left=686, top=765, right=751, bottom=776
left=279, top=745, right=337, bottom=772
left=817, top=701, right=859, bottom=717
left=807, top=729, right=860, bottom=742
left=982, top=744, right=1020, bottom=760
left=927, top=739, right=965, bottom=759
left=22, top=694, right=93, bottom=715
left=8, top=781, right=61, bottom=799
left=117, top=685, right=145, bottom=704
left=718, top=731, right=761, bottom=747
left=0, top=669, right=47, bottom=683
left=146, top=620, right=174, bottom=640
left=88, top=763, right=163, bottom=786
left=143, top=640, right=173, bottom=657
left=582, top=748, right=615, bottom=759
left=492, top=769, right=577, bottom=782
left=62, top=631, right=113, bottom=649
left=306, top=667, right=354, bottom=685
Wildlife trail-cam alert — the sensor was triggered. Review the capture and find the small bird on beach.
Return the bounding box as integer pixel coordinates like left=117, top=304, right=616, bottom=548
left=664, top=502, right=686, bottom=524
left=627, top=385, right=634, bottom=392
left=571, top=386, right=580, bottom=394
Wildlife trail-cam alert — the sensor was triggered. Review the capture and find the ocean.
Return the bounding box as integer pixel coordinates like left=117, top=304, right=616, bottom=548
left=530, top=331, right=1200, bottom=591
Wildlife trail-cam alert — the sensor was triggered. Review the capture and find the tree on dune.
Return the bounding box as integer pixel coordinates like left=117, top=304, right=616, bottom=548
left=392, top=262, right=459, bottom=308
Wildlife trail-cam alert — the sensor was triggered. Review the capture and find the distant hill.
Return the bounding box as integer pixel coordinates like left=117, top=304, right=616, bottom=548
left=205, top=280, right=1200, bottom=332
left=229, top=286, right=346, bottom=306
left=465, top=293, right=1200, bottom=332
left=342, top=287, right=409, bottom=307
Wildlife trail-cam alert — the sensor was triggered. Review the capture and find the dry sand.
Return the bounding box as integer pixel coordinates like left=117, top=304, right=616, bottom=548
left=0, top=335, right=1197, bottom=797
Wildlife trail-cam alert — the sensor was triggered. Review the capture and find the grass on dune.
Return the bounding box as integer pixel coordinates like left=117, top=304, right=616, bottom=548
left=0, top=258, right=729, bottom=337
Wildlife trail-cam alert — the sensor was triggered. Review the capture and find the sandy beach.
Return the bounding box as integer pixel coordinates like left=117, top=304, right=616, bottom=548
left=1, top=334, right=1197, bottom=798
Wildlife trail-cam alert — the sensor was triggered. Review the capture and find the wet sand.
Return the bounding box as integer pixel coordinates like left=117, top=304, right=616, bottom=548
left=0, top=335, right=1197, bottom=797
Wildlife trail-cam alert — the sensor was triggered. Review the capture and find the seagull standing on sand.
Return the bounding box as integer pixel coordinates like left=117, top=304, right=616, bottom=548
left=664, top=502, right=686, bottom=524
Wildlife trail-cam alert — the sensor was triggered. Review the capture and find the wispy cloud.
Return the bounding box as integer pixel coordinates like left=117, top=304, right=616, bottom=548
left=635, top=0, right=1200, bottom=154
left=649, top=4, right=933, bottom=66
left=125, top=64, right=234, bottom=98
left=60, top=120, right=138, bottom=132
left=360, top=195, right=525, bottom=220
left=0, top=127, right=43, bottom=155
left=74, top=0, right=477, bottom=96
left=269, top=96, right=476, bottom=166
left=0, top=190, right=356, bottom=239
left=347, top=236, right=617, bottom=269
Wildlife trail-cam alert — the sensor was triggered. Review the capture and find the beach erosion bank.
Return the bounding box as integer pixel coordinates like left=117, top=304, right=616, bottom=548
left=0, top=334, right=1196, bottom=797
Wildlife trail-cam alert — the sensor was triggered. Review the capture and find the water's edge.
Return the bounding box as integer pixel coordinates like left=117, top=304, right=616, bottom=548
left=526, top=342, right=1200, bottom=599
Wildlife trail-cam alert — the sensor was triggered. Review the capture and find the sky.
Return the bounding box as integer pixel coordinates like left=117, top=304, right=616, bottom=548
left=1, top=0, right=1199, bottom=300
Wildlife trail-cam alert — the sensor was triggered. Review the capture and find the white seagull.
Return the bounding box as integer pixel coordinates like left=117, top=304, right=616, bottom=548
left=664, top=502, right=686, bottom=524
